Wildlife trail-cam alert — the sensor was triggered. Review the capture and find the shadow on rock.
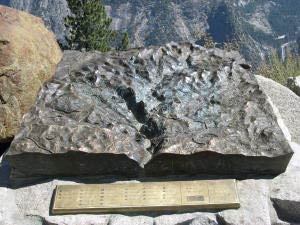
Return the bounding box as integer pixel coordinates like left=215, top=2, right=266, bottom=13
left=0, top=159, right=11, bottom=187
left=0, top=138, right=12, bottom=157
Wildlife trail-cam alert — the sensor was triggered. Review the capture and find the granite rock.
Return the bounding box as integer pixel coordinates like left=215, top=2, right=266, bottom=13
left=5, top=43, right=293, bottom=183
left=269, top=142, right=300, bottom=224
left=108, top=215, right=153, bottom=225
left=9, top=0, right=71, bottom=46
left=271, top=172, right=300, bottom=223
left=284, top=142, right=300, bottom=172
left=256, top=75, right=300, bottom=144
left=0, top=5, right=62, bottom=143
left=155, top=213, right=217, bottom=225
left=218, top=180, right=272, bottom=225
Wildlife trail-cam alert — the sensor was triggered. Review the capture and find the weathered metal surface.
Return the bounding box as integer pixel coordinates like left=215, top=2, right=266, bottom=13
left=6, top=43, right=293, bottom=184
left=52, top=179, right=240, bottom=214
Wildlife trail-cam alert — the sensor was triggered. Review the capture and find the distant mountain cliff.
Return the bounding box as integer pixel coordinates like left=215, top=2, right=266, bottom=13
left=7, top=0, right=70, bottom=45
left=1, top=0, right=300, bottom=64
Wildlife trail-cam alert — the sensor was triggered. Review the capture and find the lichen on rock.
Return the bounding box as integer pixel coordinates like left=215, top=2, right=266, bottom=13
left=0, top=5, right=62, bottom=143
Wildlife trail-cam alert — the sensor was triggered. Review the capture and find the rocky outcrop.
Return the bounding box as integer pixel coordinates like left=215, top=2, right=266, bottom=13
left=257, top=75, right=300, bottom=144
left=5, top=43, right=293, bottom=184
left=0, top=6, right=62, bottom=143
left=270, top=170, right=300, bottom=222
left=9, top=0, right=70, bottom=46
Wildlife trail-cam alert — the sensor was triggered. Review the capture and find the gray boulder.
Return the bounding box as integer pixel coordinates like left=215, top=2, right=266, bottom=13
left=155, top=213, right=217, bottom=225
left=108, top=215, right=153, bottom=225
left=269, top=142, right=300, bottom=224
left=257, top=75, right=300, bottom=144
left=271, top=171, right=300, bottom=223
left=5, top=43, right=293, bottom=184
left=218, top=180, right=273, bottom=225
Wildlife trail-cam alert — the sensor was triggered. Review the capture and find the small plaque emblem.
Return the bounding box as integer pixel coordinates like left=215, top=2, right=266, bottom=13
left=187, top=196, right=205, bottom=202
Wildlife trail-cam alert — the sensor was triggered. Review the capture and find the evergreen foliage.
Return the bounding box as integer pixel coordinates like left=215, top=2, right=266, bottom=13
left=65, top=0, right=117, bottom=51
left=258, top=51, right=300, bottom=86
left=119, top=32, right=130, bottom=50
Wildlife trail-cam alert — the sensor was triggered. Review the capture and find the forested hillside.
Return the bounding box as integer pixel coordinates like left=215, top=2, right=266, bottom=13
left=1, top=0, right=300, bottom=64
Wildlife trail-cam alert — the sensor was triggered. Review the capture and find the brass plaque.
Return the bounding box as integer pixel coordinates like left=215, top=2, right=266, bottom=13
left=52, top=179, right=240, bottom=214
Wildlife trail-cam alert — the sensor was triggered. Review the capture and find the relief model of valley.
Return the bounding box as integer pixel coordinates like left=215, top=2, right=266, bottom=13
left=6, top=43, right=293, bottom=184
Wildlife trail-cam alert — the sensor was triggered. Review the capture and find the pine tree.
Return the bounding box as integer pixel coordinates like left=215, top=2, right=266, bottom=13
left=119, top=32, right=130, bottom=51
left=65, top=0, right=117, bottom=51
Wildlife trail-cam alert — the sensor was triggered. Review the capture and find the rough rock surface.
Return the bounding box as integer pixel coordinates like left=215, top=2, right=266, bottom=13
left=257, top=75, right=300, bottom=144
left=268, top=141, right=300, bottom=224
left=0, top=141, right=11, bottom=157
left=271, top=171, right=300, bottom=223
left=0, top=5, right=62, bottom=143
left=219, top=179, right=272, bottom=225
left=5, top=43, right=293, bottom=183
left=0, top=76, right=300, bottom=225
left=9, top=0, right=71, bottom=46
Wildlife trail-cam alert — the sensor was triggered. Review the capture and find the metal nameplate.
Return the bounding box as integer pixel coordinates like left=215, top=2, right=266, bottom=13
left=52, top=179, right=240, bottom=214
